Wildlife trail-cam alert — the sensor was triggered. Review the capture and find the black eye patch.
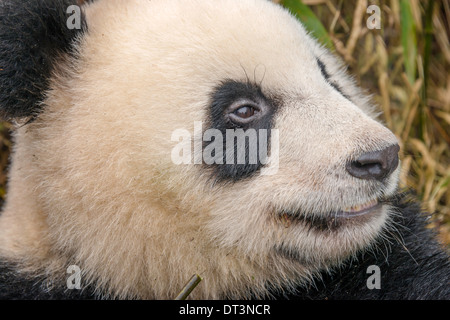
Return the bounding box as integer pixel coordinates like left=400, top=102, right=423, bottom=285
left=316, top=58, right=351, bottom=101
left=206, top=80, right=277, bottom=182
left=317, top=58, right=331, bottom=80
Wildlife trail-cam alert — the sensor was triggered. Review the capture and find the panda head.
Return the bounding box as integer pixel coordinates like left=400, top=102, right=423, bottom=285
left=0, top=0, right=400, bottom=299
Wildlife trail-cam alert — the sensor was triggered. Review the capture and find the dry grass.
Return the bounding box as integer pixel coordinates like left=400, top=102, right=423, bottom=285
left=0, top=0, right=448, bottom=246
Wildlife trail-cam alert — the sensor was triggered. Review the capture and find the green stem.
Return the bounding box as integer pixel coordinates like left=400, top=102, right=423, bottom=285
left=420, top=0, right=435, bottom=141
left=175, top=274, right=203, bottom=300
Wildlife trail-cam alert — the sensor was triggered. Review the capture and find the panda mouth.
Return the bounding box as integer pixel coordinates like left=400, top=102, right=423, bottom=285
left=337, top=198, right=380, bottom=217
left=278, top=198, right=382, bottom=230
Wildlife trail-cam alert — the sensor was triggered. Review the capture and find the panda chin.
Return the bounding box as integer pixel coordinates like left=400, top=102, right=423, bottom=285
left=278, top=198, right=384, bottom=231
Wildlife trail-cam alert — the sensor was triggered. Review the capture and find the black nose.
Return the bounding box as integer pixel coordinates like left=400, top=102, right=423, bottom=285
left=346, top=144, right=400, bottom=181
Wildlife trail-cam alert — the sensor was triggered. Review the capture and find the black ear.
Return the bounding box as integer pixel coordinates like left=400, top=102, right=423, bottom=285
left=0, top=0, right=88, bottom=121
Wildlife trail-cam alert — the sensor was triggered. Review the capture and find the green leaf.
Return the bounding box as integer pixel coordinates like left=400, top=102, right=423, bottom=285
left=281, top=0, right=334, bottom=50
left=400, top=0, right=417, bottom=84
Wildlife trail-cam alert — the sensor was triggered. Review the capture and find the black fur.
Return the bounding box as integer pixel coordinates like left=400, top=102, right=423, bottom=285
left=0, top=262, right=97, bottom=300
left=0, top=0, right=87, bottom=121
left=207, top=80, right=277, bottom=182
left=316, top=57, right=351, bottom=101
left=0, top=194, right=448, bottom=299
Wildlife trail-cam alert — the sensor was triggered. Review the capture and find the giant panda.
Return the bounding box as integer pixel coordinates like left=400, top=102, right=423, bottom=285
left=0, top=0, right=449, bottom=300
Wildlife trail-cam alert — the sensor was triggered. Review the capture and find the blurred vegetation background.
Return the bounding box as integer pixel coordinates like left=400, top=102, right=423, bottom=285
left=275, top=0, right=450, bottom=246
left=0, top=0, right=448, bottom=247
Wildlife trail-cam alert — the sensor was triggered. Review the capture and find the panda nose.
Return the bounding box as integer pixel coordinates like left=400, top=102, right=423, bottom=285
left=346, top=144, right=400, bottom=181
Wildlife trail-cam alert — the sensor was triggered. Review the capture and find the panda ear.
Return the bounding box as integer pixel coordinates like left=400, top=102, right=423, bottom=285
left=0, top=0, right=87, bottom=121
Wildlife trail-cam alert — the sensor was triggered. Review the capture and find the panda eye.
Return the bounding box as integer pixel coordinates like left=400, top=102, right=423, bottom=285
left=234, top=105, right=256, bottom=119
left=227, top=100, right=261, bottom=125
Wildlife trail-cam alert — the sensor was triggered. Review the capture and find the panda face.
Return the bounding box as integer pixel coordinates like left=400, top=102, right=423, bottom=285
left=0, top=0, right=401, bottom=299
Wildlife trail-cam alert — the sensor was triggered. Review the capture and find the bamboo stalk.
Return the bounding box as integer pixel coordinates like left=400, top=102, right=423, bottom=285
left=175, top=274, right=203, bottom=300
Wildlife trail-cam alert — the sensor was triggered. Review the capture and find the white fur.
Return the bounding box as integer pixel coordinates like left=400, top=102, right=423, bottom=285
left=0, top=0, right=400, bottom=299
